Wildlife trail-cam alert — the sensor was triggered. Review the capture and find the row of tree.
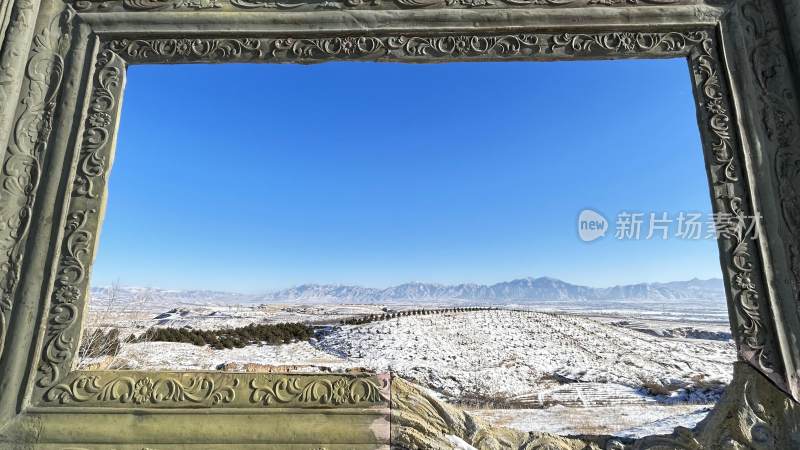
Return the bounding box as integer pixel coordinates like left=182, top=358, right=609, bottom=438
left=340, top=306, right=498, bottom=325
left=142, top=322, right=315, bottom=349
left=79, top=307, right=501, bottom=357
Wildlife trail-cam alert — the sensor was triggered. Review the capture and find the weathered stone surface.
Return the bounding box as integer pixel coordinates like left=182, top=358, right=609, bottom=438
left=390, top=376, right=605, bottom=450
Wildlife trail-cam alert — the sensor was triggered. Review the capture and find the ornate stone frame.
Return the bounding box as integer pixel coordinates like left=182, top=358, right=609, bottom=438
left=0, top=0, right=799, bottom=447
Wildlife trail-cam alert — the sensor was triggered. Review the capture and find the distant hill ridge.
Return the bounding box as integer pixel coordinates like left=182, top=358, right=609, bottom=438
left=91, top=277, right=725, bottom=304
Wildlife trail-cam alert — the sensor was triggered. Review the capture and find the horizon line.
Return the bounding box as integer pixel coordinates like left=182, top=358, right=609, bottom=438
left=90, top=275, right=724, bottom=295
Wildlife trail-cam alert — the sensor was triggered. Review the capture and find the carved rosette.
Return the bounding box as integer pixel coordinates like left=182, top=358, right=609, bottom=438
left=0, top=9, right=73, bottom=356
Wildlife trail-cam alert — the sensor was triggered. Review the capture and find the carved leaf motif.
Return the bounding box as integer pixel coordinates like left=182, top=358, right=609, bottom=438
left=271, top=37, right=390, bottom=58
left=107, top=38, right=263, bottom=60
left=45, top=375, right=239, bottom=405
left=249, top=376, right=388, bottom=406
left=0, top=8, right=73, bottom=357
left=397, top=35, right=541, bottom=57
left=108, top=32, right=723, bottom=65
left=550, top=31, right=704, bottom=54
left=36, top=51, right=123, bottom=392
left=688, top=32, right=777, bottom=375
left=73, top=52, right=120, bottom=199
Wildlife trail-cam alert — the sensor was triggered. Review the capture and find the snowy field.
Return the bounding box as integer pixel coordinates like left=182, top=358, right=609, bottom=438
left=79, top=299, right=735, bottom=438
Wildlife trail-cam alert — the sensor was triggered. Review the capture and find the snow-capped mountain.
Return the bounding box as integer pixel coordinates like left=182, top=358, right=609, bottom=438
left=256, top=277, right=726, bottom=303
left=91, top=277, right=725, bottom=306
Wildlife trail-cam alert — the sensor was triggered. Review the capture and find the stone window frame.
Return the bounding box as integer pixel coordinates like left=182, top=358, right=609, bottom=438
left=0, top=0, right=799, bottom=447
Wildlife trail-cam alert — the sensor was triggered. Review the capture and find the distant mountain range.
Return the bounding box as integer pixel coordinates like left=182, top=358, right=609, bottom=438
left=256, top=277, right=724, bottom=303
left=90, top=277, right=725, bottom=305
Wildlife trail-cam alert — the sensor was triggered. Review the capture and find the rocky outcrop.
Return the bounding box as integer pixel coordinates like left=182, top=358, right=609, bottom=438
left=390, top=362, right=800, bottom=449
left=622, top=362, right=800, bottom=449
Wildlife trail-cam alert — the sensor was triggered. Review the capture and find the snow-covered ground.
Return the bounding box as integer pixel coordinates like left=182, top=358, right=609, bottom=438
left=469, top=404, right=713, bottom=438
left=83, top=340, right=353, bottom=372
left=85, top=300, right=391, bottom=334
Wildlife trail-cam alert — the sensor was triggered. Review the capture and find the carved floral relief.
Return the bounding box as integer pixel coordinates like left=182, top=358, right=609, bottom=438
left=0, top=8, right=73, bottom=358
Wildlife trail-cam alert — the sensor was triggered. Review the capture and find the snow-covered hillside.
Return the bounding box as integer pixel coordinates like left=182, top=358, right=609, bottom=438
left=92, top=309, right=734, bottom=406
left=319, top=310, right=734, bottom=404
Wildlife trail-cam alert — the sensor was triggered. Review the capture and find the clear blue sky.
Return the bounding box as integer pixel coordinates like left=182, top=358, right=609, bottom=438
left=90, top=58, right=723, bottom=292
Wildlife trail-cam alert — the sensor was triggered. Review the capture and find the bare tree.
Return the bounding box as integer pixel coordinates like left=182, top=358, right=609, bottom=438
left=76, top=281, right=152, bottom=369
